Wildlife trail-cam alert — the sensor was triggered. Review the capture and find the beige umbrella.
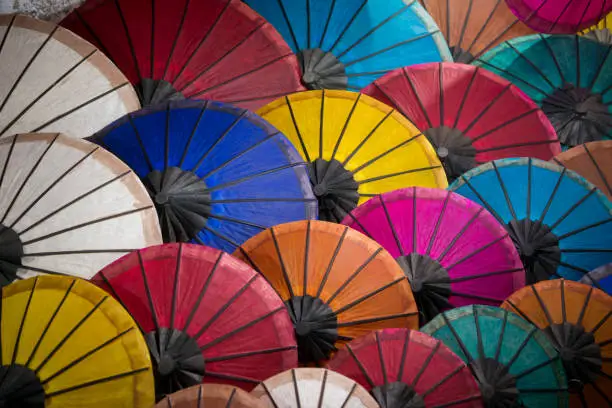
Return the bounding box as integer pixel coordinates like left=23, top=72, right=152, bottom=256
left=0, top=133, right=161, bottom=285
left=0, top=14, right=139, bottom=139
left=155, top=384, right=265, bottom=408
left=251, top=368, right=379, bottom=408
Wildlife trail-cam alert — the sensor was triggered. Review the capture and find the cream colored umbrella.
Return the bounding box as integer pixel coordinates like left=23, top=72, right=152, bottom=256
left=0, top=14, right=139, bottom=139
left=0, top=133, right=161, bottom=285
left=251, top=368, right=379, bottom=408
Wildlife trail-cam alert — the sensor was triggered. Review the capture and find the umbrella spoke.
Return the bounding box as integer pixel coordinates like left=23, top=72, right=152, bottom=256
left=315, top=227, right=349, bottom=298
left=411, top=341, right=440, bottom=388
left=445, top=234, right=508, bottom=270
left=11, top=278, right=38, bottom=365
left=449, top=291, right=504, bottom=303
left=182, top=252, right=223, bottom=333
left=341, top=110, right=393, bottom=166
left=591, top=310, right=611, bottom=334
left=558, top=217, right=612, bottom=240
left=358, top=165, right=441, bottom=184
left=514, top=356, right=560, bottom=380
left=431, top=395, right=483, bottom=408
left=346, top=344, right=375, bottom=388
left=336, top=311, right=418, bottom=328
left=463, top=84, right=512, bottom=134
left=324, top=249, right=383, bottom=305
left=401, top=67, right=433, bottom=128
left=436, top=208, right=484, bottom=263
left=333, top=277, right=405, bottom=316
left=204, top=345, right=297, bottom=363
left=206, top=213, right=266, bottom=230
left=504, top=327, right=539, bottom=370
left=440, top=311, right=473, bottom=363
left=44, top=367, right=149, bottom=399
left=470, top=109, right=540, bottom=143
left=425, top=191, right=451, bottom=256
left=475, top=60, right=550, bottom=96
left=504, top=299, right=536, bottom=326
left=328, top=95, right=361, bottom=165
left=196, top=226, right=239, bottom=250
left=271, top=228, right=295, bottom=299
left=548, top=188, right=597, bottom=230
left=457, top=176, right=504, bottom=224
left=591, top=381, right=612, bottom=405
left=379, top=195, right=404, bottom=256
left=447, top=268, right=524, bottom=283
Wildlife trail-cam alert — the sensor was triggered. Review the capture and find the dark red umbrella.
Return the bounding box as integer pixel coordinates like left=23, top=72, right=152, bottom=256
left=92, top=243, right=297, bottom=400
left=60, top=0, right=304, bottom=109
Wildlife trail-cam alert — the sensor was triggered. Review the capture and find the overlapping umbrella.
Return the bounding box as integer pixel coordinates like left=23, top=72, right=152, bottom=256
left=474, top=34, right=612, bottom=148
left=553, top=141, right=612, bottom=200
left=90, top=100, right=316, bottom=252
left=505, top=0, right=612, bottom=33
left=341, top=187, right=524, bottom=324
left=0, top=133, right=161, bottom=287
left=450, top=158, right=612, bottom=284
left=155, top=384, right=264, bottom=408
left=580, top=264, right=612, bottom=295
left=243, top=0, right=451, bottom=90
left=418, top=0, right=533, bottom=62
left=501, top=279, right=612, bottom=406
left=363, top=62, right=560, bottom=180
left=327, top=328, right=482, bottom=407
left=93, top=243, right=297, bottom=398
left=0, top=14, right=139, bottom=139
left=234, top=220, right=418, bottom=365
left=0, top=276, right=154, bottom=407
left=581, top=12, right=612, bottom=44
left=250, top=368, right=379, bottom=408
left=257, top=90, right=446, bottom=222
left=421, top=305, right=568, bottom=407
left=60, top=0, right=304, bottom=109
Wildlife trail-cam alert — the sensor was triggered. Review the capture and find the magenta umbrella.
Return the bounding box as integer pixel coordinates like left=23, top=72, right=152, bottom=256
left=342, top=187, right=524, bottom=324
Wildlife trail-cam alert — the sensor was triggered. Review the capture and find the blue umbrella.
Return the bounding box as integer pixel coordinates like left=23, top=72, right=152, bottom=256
left=243, top=0, right=451, bottom=90
left=91, top=100, right=317, bottom=252
left=449, top=158, right=612, bottom=284
left=473, top=34, right=612, bottom=148
left=580, top=263, right=612, bottom=295
left=421, top=305, right=568, bottom=407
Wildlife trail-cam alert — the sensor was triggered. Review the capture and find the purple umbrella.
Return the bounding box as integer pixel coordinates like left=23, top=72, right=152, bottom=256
left=342, top=187, right=524, bottom=324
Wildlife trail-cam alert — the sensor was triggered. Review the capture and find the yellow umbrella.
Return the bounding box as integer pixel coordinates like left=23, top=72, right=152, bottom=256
left=581, top=13, right=612, bottom=43
left=0, top=276, right=154, bottom=407
left=257, top=90, right=447, bottom=222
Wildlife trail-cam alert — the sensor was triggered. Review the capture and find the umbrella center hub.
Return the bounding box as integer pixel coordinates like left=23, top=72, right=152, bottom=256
left=145, top=328, right=205, bottom=399
left=0, top=364, right=45, bottom=408
left=470, top=358, right=518, bottom=407
left=506, top=219, right=560, bottom=284
left=542, top=84, right=609, bottom=146
left=449, top=46, right=476, bottom=64
left=144, top=167, right=211, bottom=242
left=0, top=225, right=23, bottom=285
left=308, top=158, right=359, bottom=222
left=298, top=49, right=347, bottom=90
left=544, top=322, right=602, bottom=391
left=285, top=295, right=338, bottom=364
left=135, top=78, right=185, bottom=107
left=371, top=381, right=425, bottom=408
left=423, top=126, right=477, bottom=182
left=396, top=253, right=451, bottom=324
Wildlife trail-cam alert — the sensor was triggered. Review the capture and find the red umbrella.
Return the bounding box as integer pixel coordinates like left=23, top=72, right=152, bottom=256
left=363, top=62, right=560, bottom=181
left=327, top=328, right=482, bottom=407
left=92, top=243, right=297, bottom=400
left=60, top=0, right=304, bottom=109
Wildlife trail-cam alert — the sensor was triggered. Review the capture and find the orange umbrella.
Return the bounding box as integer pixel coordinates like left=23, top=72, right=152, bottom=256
left=501, top=279, right=611, bottom=407
left=553, top=141, right=612, bottom=200
left=155, top=384, right=264, bottom=408
left=234, top=220, right=417, bottom=365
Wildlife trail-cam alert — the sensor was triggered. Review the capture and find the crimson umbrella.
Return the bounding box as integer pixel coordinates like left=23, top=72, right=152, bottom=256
left=342, top=187, right=525, bottom=324
left=363, top=62, right=560, bottom=181
left=327, top=328, right=482, bottom=407
left=92, top=243, right=297, bottom=400
left=60, top=0, right=304, bottom=109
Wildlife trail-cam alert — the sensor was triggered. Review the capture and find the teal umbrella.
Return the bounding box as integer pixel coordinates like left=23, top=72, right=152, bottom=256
left=421, top=305, right=568, bottom=407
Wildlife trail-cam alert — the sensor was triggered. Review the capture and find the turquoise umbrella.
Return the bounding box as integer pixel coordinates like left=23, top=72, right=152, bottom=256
left=473, top=35, right=612, bottom=148
left=421, top=305, right=568, bottom=407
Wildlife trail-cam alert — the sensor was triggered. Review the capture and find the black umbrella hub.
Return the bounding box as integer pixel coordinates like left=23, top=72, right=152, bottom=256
left=135, top=79, right=185, bottom=107
left=0, top=225, right=24, bottom=286
left=470, top=358, right=519, bottom=407
left=0, top=364, right=45, bottom=408
left=308, top=159, right=359, bottom=223
left=298, top=49, right=348, bottom=90
left=423, top=126, right=477, bottom=182
left=371, top=381, right=425, bottom=408
left=449, top=45, right=475, bottom=64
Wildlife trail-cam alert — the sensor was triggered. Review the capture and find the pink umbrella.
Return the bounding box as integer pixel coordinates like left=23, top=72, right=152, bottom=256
left=505, top=0, right=612, bottom=33
left=342, top=187, right=524, bottom=324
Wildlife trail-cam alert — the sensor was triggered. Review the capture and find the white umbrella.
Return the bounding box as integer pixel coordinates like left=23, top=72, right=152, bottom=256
left=0, top=14, right=139, bottom=139
left=0, top=133, right=161, bottom=285
left=251, top=368, right=379, bottom=408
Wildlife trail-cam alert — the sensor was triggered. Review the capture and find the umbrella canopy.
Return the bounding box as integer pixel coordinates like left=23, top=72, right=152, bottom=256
left=449, top=158, right=612, bottom=284
left=93, top=243, right=296, bottom=399
left=251, top=368, right=379, bottom=408
left=341, top=187, right=524, bottom=324
left=418, top=0, right=534, bottom=63
left=581, top=12, right=612, bottom=44
left=327, top=328, right=482, bottom=407
left=0, top=133, right=161, bottom=286
left=422, top=305, right=568, bottom=407
left=505, top=0, right=612, bottom=33
left=552, top=141, right=612, bottom=200
left=474, top=34, right=612, bottom=148
left=243, top=0, right=451, bottom=90
left=90, top=99, right=316, bottom=253
left=0, top=14, right=139, bottom=140
left=363, top=62, right=560, bottom=181
left=257, top=90, right=446, bottom=222
left=233, top=220, right=418, bottom=365
left=501, top=279, right=612, bottom=406
left=155, top=384, right=264, bottom=408
left=580, top=264, right=612, bottom=295
left=0, top=275, right=154, bottom=407
left=60, top=0, right=304, bottom=109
